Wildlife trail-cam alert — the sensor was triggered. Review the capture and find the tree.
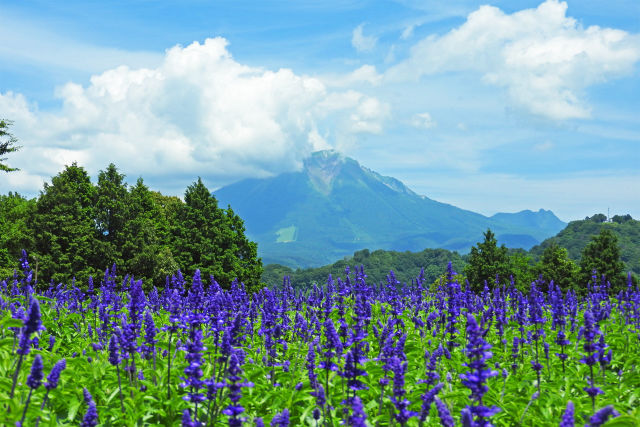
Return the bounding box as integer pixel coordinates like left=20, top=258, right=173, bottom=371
left=464, top=229, right=510, bottom=290
left=579, top=228, right=625, bottom=290
left=33, top=163, right=99, bottom=284
left=508, top=250, right=536, bottom=291
left=0, top=119, right=21, bottom=172
left=121, top=178, right=178, bottom=287
left=0, top=193, right=36, bottom=279
left=173, top=178, right=262, bottom=290
left=534, top=243, right=578, bottom=292
left=95, top=164, right=128, bottom=267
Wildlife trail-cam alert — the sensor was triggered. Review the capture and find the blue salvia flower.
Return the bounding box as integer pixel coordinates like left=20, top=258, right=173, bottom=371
left=347, top=396, right=368, bottom=427
left=434, top=396, right=455, bottom=427
left=559, top=401, right=574, bottom=427
left=143, top=311, right=157, bottom=360
left=460, top=314, right=500, bottom=425
left=271, top=408, right=290, bottom=427
left=80, top=388, right=99, bottom=427
left=44, top=359, right=66, bottom=391
left=586, top=405, right=620, bottom=427
left=419, top=382, right=443, bottom=422
left=581, top=309, right=603, bottom=409
left=222, top=349, right=253, bottom=427
left=108, top=334, right=124, bottom=413
left=26, top=354, right=44, bottom=389
left=18, top=354, right=43, bottom=426
left=11, top=299, right=44, bottom=399
left=182, top=409, right=201, bottom=427
left=389, top=356, right=418, bottom=425
left=181, top=328, right=207, bottom=421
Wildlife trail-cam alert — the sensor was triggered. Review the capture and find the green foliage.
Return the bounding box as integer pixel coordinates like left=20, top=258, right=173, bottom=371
left=33, top=163, right=100, bottom=284
left=530, top=213, right=640, bottom=278
left=464, top=229, right=511, bottom=290
left=534, top=243, right=578, bottom=292
left=507, top=249, right=536, bottom=291
left=173, top=178, right=262, bottom=291
left=0, top=165, right=262, bottom=290
left=579, top=228, right=625, bottom=290
left=264, top=247, right=467, bottom=288
left=0, top=193, right=36, bottom=278
left=0, top=119, right=21, bottom=172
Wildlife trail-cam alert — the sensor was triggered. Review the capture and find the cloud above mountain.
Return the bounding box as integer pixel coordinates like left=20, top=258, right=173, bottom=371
left=0, top=38, right=388, bottom=192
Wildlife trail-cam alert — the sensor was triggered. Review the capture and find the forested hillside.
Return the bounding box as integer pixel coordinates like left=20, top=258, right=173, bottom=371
left=529, top=214, right=640, bottom=276
left=266, top=215, right=639, bottom=292
left=0, top=163, right=262, bottom=290
left=262, top=248, right=468, bottom=289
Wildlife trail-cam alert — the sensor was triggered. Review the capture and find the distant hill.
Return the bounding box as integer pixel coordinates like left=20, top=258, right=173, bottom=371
left=262, top=248, right=468, bottom=289
left=529, top=214, right=640, bottom=276
left=214, top=150, right=566, bottom=268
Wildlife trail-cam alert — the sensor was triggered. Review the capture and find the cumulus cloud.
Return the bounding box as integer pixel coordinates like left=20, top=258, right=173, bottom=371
left=0, top=38, right=389, bottom=195
left=352, top=24, right=377, bottom=53
left=387, top=0, right=640, bottom=120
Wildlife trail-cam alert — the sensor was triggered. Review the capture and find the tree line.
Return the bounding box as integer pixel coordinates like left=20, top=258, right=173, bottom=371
left=268, top=225, right=634, bottom=294
left=0, top=163, right=263, bottom=291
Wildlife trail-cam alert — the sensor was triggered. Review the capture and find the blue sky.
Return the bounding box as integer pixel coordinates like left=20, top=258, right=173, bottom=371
left=1, top=0, right=638, bottom=222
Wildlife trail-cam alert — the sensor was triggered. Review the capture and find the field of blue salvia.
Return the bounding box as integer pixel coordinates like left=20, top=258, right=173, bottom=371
left=1, top=251, right=639, bottom=426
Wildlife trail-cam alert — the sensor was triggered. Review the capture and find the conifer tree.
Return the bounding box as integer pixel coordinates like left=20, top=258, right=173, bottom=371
left=464, top=229, right=510, bottom=290
left=0, top=119, right=21, bottom=172
left=33, top=163, right=99, bottom=284
left=535, top=243, right=578, bottom=291
left=579, top=228, right=624, bottom=290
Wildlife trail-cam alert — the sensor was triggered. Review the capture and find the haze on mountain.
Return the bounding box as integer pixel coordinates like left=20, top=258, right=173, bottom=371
left=214, top=150, right=565, bottom=268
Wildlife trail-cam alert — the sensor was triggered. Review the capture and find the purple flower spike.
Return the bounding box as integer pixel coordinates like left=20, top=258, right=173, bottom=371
left=26, top=354, right=43, bottom=389
left=586, top=406, right=620, bottom=427
left=559, top=401, right=574, bottom=427
left=435, top=397, right=455, bottom=427
left=45, top=358, right=66, bottom=390
left=80, top=388, right=98, bottom=427
left=271, top=409, right=290, bottom=427
left=24, top=299, right=43, bottom=336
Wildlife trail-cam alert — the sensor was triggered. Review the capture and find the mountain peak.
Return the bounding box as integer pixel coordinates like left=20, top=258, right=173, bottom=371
left=303, top=150, right=357, bottom=195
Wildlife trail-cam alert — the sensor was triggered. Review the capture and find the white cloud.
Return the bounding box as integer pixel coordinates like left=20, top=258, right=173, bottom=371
left=401, top=24, right=415, bottom=40
left=410, top=112, right=436, bottom=129
left=0, top=38, right=389, bottom=195
left=322, top=65, right=382, bottom=87
left=387, top=0, right=640, bottom=120
left=352, top=24, right=378, bottom=53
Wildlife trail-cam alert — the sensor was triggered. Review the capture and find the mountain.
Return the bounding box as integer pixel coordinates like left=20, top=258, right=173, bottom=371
left=529, top=214, right=640, bottom=276
left=214, top=150, right=566, bottom=268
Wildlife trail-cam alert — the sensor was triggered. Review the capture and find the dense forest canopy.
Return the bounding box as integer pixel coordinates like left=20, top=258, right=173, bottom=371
left=0, top=163, right=262, bottom=291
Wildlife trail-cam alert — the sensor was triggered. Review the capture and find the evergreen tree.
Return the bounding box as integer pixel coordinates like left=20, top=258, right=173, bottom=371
left=121, top=178, right=178, bottom=287
left=95, top=164, right=128, bottom=267
left=33, top=163, right=99, bottom=284
left=0, top=119, right=21, bottom=172
left=508, top=250, right=536, bottom=291
left=579, top=228, right=625, bottom=290
left=535, top=242, right=578, bottom=291
left=173, top=178, right=262, bottom=289
left=464, top=229, right=510, bottom=290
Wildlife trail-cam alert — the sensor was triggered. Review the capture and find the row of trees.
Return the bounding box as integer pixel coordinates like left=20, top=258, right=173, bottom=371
left=0, top=163, right=263, bottom=291
left=465, top=228, right=627, bottom=292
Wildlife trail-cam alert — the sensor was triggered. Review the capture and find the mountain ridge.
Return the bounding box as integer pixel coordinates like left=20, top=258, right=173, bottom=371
left=214, top=150, right=566, bottom=268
